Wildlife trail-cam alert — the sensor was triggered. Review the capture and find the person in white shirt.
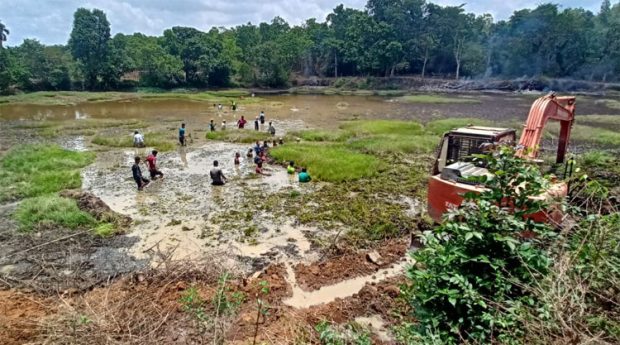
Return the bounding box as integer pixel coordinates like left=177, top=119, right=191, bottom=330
left=133, top=131, right=145, bottom=147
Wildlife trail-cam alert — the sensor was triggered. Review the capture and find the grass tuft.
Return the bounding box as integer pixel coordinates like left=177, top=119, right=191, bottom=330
left=347, top=134, right=438, bottom=154
left=14, top=195, right=96, bottom=231
left=288, top=129, right=352, bottom=142
left=270, top=143, right=380, bottom=182
left=340, top=120, right=424, bottom=136
left=0, top=145, right=95, bottom=202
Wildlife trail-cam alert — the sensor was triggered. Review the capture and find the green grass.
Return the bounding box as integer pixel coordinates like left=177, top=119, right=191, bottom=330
left=92, top=132, right=176, bottom=151
left=425, top=118, right=492, bottom=135
left=545, top=124, right=620, bottom=146
left=578, top=115, right=620, bottom=128
left=347, top=134, right=438, bottom=154
left=206, top=129, right=274, bottom=144
left=579, top=150, right=614, bottom=167
left=340, top=120, right=425, bottom=136
left=603, top=99, right=620, bottom=110
left=0, top=145, right=95, bottom=202
left=397, top=94, right=482, bottom=104
left=14, top=195, right=97, bottom=231
left=288, top=129, right=352, bottom=142
left=22, top=119, right=147, bottom=138
left=270, top=143, right=381, bottom=182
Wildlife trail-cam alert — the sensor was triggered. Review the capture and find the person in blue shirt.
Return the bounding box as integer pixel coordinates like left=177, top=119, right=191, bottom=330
left=179, top=123, right=186, bottom=146
left=298, top=167, right=311, bottom=183
left=254, top=141, right=262, bottom=156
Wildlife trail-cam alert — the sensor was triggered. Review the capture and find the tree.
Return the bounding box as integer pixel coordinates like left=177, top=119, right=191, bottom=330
left=68, top=8, right=111, bottom=90
left=0, top=21, right=8, bottom=48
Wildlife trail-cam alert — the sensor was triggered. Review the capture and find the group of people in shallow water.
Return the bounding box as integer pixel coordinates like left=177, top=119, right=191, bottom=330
left=130, top=112, right=311, bottom=191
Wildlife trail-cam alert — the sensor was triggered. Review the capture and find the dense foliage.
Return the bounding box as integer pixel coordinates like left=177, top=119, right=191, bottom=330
left=1, top=1, right=620, bottom=92
left=400, top=148, right=620, bottom=344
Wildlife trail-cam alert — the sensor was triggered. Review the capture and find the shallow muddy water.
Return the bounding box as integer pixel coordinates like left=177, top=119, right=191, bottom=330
left=2, top=93, right=617, bottom=129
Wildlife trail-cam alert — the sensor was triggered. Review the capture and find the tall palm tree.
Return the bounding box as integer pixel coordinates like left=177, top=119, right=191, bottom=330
left=0, top=21, right=9, bottom=48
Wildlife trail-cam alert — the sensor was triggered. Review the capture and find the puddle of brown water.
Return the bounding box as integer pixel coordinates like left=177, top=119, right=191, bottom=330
left=81, top=142, right=321, bottom=265
left=282, top=256, right=413, bottom=308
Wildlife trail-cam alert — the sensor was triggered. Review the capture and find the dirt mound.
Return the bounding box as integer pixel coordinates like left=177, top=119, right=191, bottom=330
left=60, top=190, right=131, bottom=226
left=0, top=290, right=55, bottom=345
left=294, top=238, right=408, bottom=291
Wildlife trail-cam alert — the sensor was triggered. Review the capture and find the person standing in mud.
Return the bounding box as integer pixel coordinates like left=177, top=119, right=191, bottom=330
left=298, top=168, right=311, bottom=183
left=259, top=110, right=265, bottom=125
left=231, top=100, right=237, bottom=111
left=145, top=150, right=164, bottom=180
left=268, top=122, right=276, bottom=136
left=237, top=116, right=247, bottom=129
left=210, top=119, right=216, bottom=132
left=210, top=160, right=227, bottom=186
left=132, top=157, right=150, bottom=190
left=179, top=123, right=186, bottom=146
left=254, top=117, right=260, bottom=131
left=234, top=152, right=241, bottom=165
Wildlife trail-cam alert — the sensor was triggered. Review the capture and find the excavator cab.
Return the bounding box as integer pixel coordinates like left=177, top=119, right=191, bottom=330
left=427, top=94, right=575, bottom=223
left=432, top=126, right=516, bottom=178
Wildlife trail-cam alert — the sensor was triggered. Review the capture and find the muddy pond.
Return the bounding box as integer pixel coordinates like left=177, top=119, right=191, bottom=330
left=1, top=92, right=618, bottom=297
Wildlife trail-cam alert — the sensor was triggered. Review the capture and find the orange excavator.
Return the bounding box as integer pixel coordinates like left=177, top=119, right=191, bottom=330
left=427, top=93, right=576, bottom=222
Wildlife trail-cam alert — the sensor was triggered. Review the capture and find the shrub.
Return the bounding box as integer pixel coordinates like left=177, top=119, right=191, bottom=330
left=401, top=148, right=557, bottom=344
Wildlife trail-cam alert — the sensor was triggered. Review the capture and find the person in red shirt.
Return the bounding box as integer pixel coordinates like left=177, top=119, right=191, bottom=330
left=237, top=116, right=247, bottom=129
left=145, top=150, right=164, bottom=179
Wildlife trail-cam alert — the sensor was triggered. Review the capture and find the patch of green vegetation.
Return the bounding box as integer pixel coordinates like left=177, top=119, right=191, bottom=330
left=14, top=195, right=97, bottom=231
left=580, top=150, right=614, bottom=167
left=398, top=94, right=482, bottom=104
left=29, top=119, right=146, bottom=138
left=603, top=99, right=620, bottom=110
left=92, top=131, right=176, bottom=151
left=0, top=145, right=95, bottom=202
left=347, top=134, right=438, bottom=154
left=288, top=129, right=352, bottom=142
left=425, top=117, right=492, bottom=135
left=579, top=115, right=620, bottom=126
left=341, top=120, right=425, bottom=136
left=270, top=143, right=380, bottom=182
left=315, top=320, right=372, bottom=345
left=566, top=124, right=620, bottom=146
left=206, top=129, right=273, bottom=144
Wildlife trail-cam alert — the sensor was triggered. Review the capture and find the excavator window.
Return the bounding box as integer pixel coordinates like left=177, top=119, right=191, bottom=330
left=446, top=135, right=492, bottom=165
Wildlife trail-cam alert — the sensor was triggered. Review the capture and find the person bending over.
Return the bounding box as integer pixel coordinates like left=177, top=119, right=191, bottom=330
left=255, top=161, right=271, bottom=176
left=210, top=160, right=227, bottom=186
left=146, top=150, right=164, bottom=179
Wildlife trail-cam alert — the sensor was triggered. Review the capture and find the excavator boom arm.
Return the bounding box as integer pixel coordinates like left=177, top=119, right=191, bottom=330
left=517, top=94, right=576, bottom=163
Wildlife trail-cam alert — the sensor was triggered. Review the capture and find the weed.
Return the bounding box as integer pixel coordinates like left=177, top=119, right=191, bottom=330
left=315, top=320, right=372, bottom=345
left=14, top=195, right=97, bottom=231
left=0, top=144, right=95, bottom=202
left=93, top=223, right=117, bottom=237
left=347, top=134, right=438, bottom=154
left=252, top=280, right=271, bottom=345
left=179, top=285, right=208, bottom=327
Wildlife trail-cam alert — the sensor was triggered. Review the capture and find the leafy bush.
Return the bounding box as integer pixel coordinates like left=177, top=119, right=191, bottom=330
left=401, top=148, right=557, bottom=344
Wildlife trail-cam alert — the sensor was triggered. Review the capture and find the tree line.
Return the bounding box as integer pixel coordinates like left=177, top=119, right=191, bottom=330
left=1, top=0, right=620, bottom=93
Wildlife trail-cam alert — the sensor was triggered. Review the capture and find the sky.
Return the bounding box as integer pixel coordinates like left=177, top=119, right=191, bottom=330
left=1, top=0, right=605, bottom=46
